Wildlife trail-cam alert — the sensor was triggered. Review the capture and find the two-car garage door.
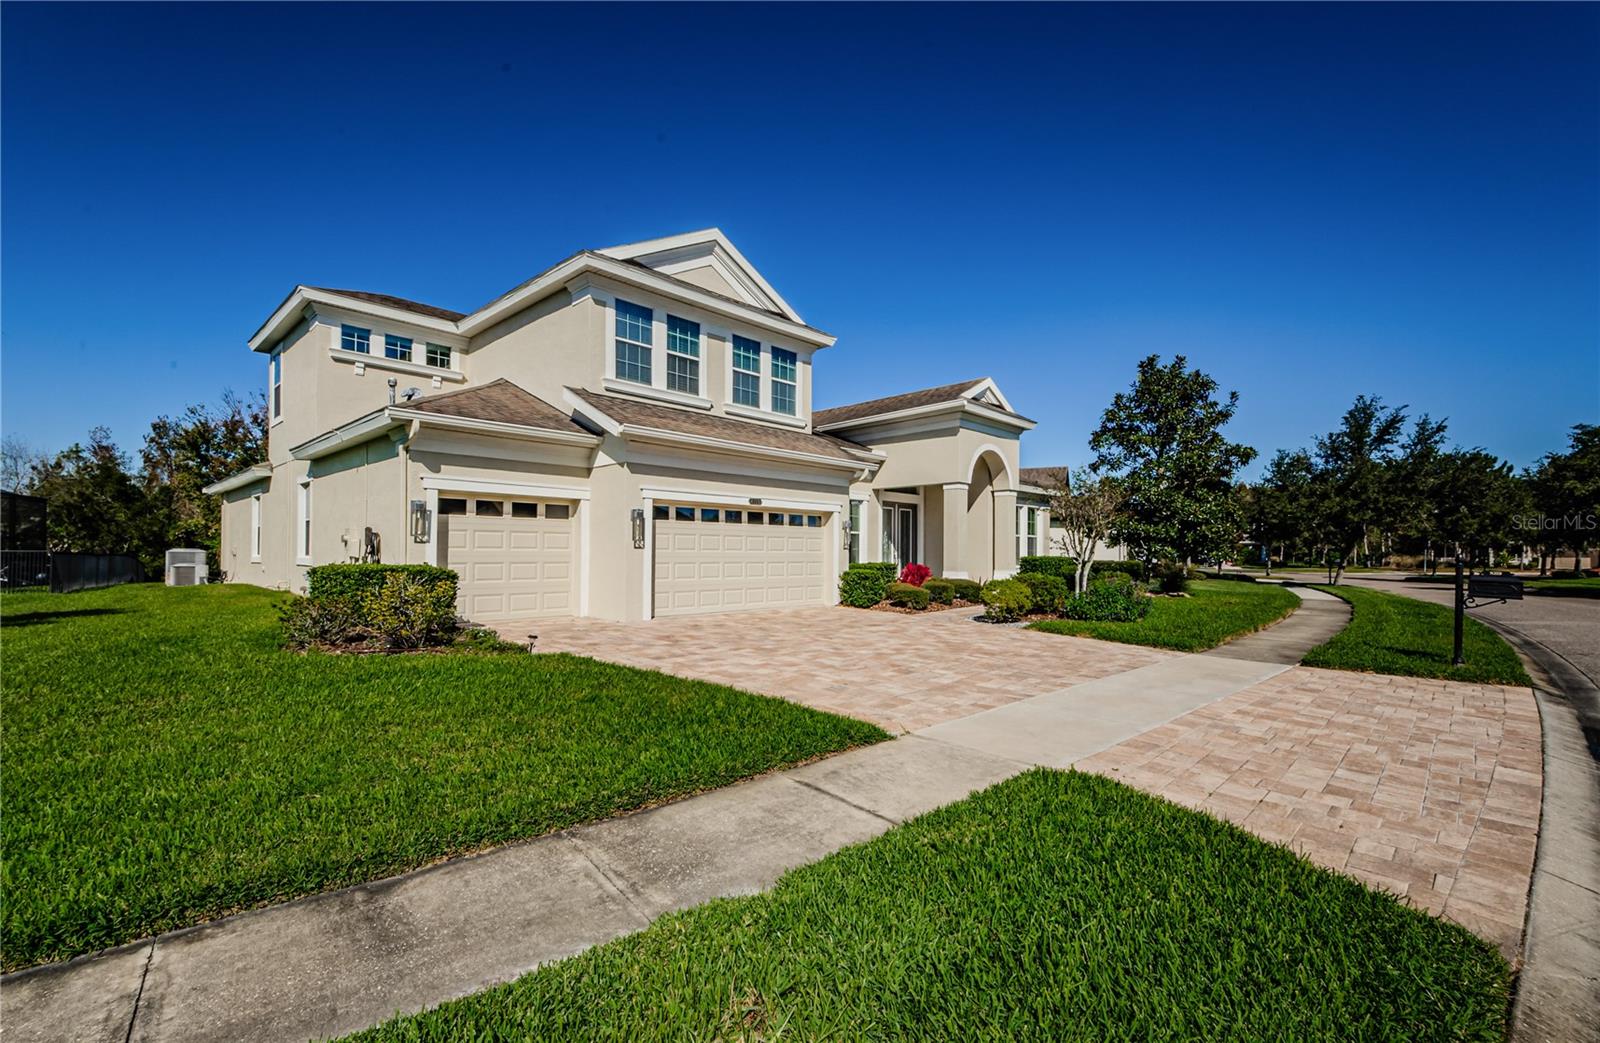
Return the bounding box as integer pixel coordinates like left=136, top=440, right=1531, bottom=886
left=653, top=504, right=829, bottom=617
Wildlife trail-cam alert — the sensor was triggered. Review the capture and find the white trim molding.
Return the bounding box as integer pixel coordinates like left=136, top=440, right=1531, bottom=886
left=328, top=348, right=466, bottom=384
left=638, top=487, right=841, bottom=513
left=420, top=476, right=591, bottom=501
left=202, top=462, right=273, bottom=496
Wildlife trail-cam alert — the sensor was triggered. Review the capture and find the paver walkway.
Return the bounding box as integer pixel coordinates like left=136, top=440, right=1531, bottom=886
left=519, top=605, right=1170, bottom=732
left=1077, top=666, right=1542, bottom=957
left=1203, top=583, right=1350, bottom=664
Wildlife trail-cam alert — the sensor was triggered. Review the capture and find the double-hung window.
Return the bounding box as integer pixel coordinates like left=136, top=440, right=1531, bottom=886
left=297, top=480, right=313, bottom=564
left=250, top=494, right=263, bottom=561
left=732, top=335, right=761, bottom=407
left=425, top=342, right=451, bottom=369
left=384, top=334, right=412, bottom=362
left=341, top=324, right=370, bottom=354
left=1027, top=507, right=1040, bottom=556
left=614, top=299, right=652, bottom=385
left=666, top=315, right=700, bottom=395
left=771, top=347, right=797, bottom=415
left=269, top=352, right=283, bottom=420
left=1017, top=506, right=1042, bottom=559
left=848, top=499, right=863, bottom=564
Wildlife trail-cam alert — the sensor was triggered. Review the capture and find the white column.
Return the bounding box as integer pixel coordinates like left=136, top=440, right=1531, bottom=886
left=640, top=496, right=654, bottom=621
left=424, top=488, right=440, bottom=567
left=994, top=489, right=1019, bottom=578
left=941, top=481, right=969, bottom=579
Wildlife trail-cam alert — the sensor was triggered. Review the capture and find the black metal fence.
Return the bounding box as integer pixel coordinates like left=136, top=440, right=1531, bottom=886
left=0, top=551, right=146, bottom=593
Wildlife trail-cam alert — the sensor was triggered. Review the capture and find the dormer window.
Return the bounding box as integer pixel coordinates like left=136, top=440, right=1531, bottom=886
left=666, top=315, right=700, bottom=395
left=771, top=347, right=797, bottom=415
left=614, top=299, right=653, bottom=385
left=384, top=335, right=412, bottom=362
left=341, top=324, right=371, bottom=354
left=732, top=336, right=761, bottom=407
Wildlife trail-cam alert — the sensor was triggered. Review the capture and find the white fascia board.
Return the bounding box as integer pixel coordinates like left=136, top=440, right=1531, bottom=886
left=420, top=475, right=591, bottom=500
left=639, top=486, right=840, bottom=513
left=561, top=389, right=622, bottom=436
left=963, top=377, right=1016, bottom=414
left=201, top=463, right=273, bottom=496
left=385, top=408, right=601, bottom=447
left=596, top=228, right=803, bottom=324
left=619, top=425, right=866, bottom=473
left=288, top=410, right=403, bottom=460
left=816, top=399, right=1034, bottom=435
left=250, top=287, right=458, bottom=352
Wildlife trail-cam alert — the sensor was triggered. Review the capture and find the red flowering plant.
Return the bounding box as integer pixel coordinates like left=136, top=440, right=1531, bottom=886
left=898, top=562, right=932, bottom=587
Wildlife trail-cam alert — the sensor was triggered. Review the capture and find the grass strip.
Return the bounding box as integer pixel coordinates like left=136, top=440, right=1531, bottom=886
left=347, top=769, right=1510, bottom=1042
left=1027, top=578, right=1300, bottom=651
left=1301, top=585, right=1531, bottom=686
left=1, top=585, right=885, bottom=969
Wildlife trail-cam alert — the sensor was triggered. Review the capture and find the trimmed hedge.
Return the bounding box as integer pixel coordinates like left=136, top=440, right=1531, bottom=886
left=887, top=582, right=931, bottom=610
left=980, top=578, right=1033, bottom=622
left=924, top=578, right=956, bottom=605
left=1018, top=556, right=1074, bottom=580
left=850, top=561, right=899, bottom=583
left=1061, top=574, right=1150, bottom=622
left=839, top=567, right=890, bottom=608
left=306, top=564, right=458, bottom=603
left=946, top=578, right=982, bottom=602
left=1016, top=572, right=1071, bottom=614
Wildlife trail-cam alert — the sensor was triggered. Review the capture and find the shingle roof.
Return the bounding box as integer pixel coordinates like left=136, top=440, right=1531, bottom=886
left=1019, top=466, right=1070, bottom=490
left=569, top=388, right=870, bottom=462
left=403, top=379, right=590, bottom=435
left=812, top=378, right=1029, bottom=428
left=310, top=287, right=467, bottom=323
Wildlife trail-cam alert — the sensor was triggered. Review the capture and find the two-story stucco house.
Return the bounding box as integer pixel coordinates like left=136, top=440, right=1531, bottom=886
left=206, top=229, right=1051, bottom=622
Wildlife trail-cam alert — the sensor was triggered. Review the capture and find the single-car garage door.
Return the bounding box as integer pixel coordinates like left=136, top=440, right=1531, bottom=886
left=442, top=496, right=575, bottom=620
left=654, top=503, right=829, bottom=617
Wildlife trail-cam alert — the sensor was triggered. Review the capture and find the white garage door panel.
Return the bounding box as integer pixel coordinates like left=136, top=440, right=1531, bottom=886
left=654, top=505, right=829, bottom=617
left=445, top=502, right=576, bottom=621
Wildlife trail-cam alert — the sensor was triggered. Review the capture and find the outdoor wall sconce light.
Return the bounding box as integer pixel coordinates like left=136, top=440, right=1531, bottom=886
left=631, top=507, right=645, bottom=548
left=410, top=499, right=431, bottom=543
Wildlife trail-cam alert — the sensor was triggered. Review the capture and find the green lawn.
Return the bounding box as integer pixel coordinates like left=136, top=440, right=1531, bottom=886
left=348, top=769, right=1510, bottom=1042
left=1302, top=586, right=1531, bottom=686
left=0, top=584, right=886, bottom=970
left=1026, top=579, right=1300, bottom=651
left=1526, top=576, right=1600, bottom=598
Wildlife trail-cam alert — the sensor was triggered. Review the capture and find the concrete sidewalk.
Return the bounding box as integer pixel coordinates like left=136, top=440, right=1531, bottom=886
left=1, top=654, right=1290, bottom=1043
left=1204, top=584, right=1350, bottom=664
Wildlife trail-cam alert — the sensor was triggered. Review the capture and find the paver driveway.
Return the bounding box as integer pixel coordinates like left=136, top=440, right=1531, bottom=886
left=508, top=606, right=1171, bottom=732
left=1077, top=665, right=1543, bottom=958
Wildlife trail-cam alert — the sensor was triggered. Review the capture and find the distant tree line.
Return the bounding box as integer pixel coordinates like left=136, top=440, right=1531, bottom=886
left=1, top=391, right=266, bottom=575
left=1070, top=355, right=1597, bottom=584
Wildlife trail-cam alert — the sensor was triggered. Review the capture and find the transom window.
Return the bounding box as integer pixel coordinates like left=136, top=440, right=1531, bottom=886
left=771, top=347, right=797, bottom=415
left=385, top=335, right=412, bottom=362
left=614, top=299, right=653, bottom=385
left=425, top=343, right=451, bottom=369
left=341, top=324, right=370, bottom=354
left=732, top=335, right=761, bottom=408
left=666, top=315, right=701, bottom=395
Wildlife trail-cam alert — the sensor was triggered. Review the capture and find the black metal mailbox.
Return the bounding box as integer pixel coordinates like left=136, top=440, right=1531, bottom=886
left=1467, top=574, right=1524, bottom=602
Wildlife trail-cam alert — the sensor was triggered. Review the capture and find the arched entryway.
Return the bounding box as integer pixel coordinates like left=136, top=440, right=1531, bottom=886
left=964, top=447, right=1015, bottom=581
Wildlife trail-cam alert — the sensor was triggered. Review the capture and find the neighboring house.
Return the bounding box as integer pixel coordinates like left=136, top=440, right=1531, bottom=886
left=206, top=229, right=1042, bottom=622
left=1017, top=466, right=1129, bottom=563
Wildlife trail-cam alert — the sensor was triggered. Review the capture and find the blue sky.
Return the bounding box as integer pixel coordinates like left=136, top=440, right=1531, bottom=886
left=3, top=2, right=1596, bottom=474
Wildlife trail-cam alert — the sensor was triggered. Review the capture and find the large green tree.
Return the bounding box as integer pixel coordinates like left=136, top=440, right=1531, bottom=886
left=1530, top=424, right=1600, bottom=571
left=1089, top=355, right=1256, bottom=566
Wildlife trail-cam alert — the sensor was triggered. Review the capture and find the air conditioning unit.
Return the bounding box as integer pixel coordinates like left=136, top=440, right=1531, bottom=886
left=165, top=548, right=209, bottom=587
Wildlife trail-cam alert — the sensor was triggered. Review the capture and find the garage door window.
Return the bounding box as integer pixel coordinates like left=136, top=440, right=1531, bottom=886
left=512, top=502, right=538, bottom=518
left=725, top=509, right=743, bottom=523
left=700, top=508, right=720, bottom=522
left=475, top=500, right=503, bottom=517
left=439, top=498, right=467, bottom=515
left=675, top=506, right=694, bottom=521
left=768, top=513, right=785, bottom=525
left=545, top=503, right=570, bottom=520
left=748, top=512, right=764, bottom=525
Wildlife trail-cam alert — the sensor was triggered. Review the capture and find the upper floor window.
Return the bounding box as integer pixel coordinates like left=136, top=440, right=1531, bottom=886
left=425, top=342, right=451, bottom=369
left=771, top=347, right=797, bottom=416
left=665, top=315, right=700, bottom=395
left=341, top=324, right=370, bottom=354
left=732, top=335, right=761, bottom=408
left=269, top=352, right=282, bottom=420
left=384, top=335, right=412, bottom=362
left=614, top=299, right=652, bottom=385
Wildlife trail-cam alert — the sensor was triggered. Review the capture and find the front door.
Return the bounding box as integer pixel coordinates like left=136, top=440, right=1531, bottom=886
left=881, top=504, right=919, bottom=568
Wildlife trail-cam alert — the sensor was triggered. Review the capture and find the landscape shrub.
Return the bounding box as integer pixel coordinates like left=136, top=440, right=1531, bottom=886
left=898, top=562, right=932, bottom=587
left=457, top=626, right=526, bottom=654
left=1155, top=562, right=1190, bottom=595
left=278, top=595, right=363, bottom=648
left=980, top=578, right=1033, bottom=622
left=1015, top=572, right=1071, bottom=615
left=946, top=577, right=983, bottom=602
left=850, top=561, right=899, bottom=583
left=1018, top=556, right=1075, bottom=580
left=364, top=573, right=459, bottom=649
left=1061, top=574, right=1150, bottom=622
left=839, top=567, right=889, bottom=608
left=924, top=578, right=956, bottom=605
left=307, top=563, right=458, bottom=604
left=886, top=581, right=931, bottom=610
